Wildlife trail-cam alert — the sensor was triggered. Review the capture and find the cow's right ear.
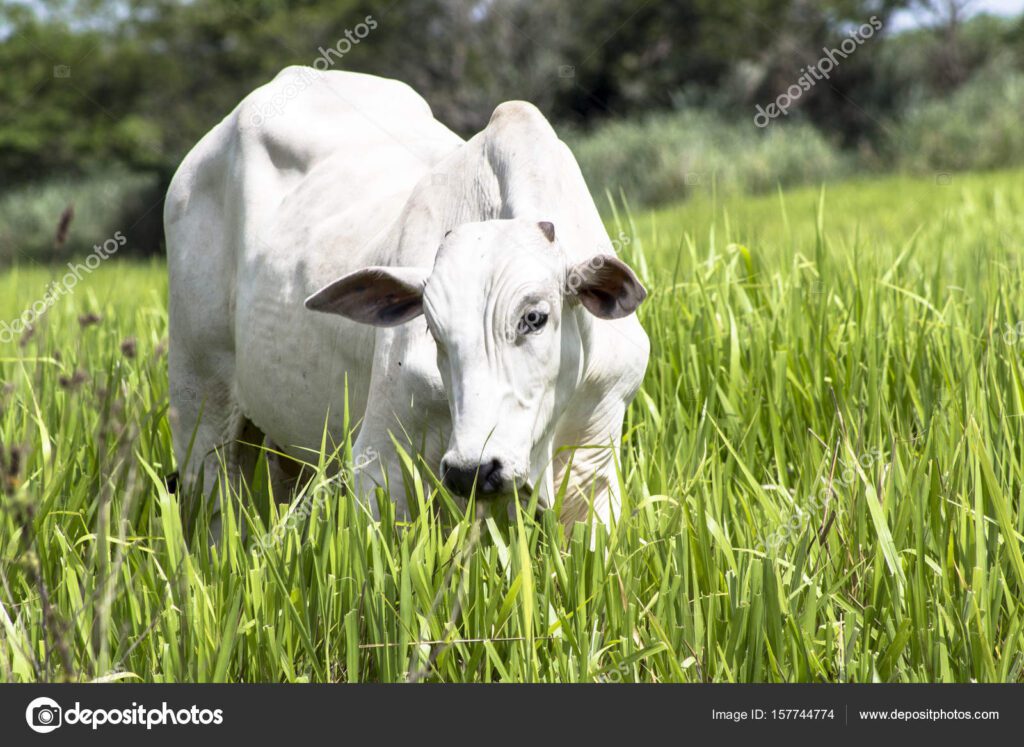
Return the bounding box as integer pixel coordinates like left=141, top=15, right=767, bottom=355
left=305, top=266, right=428, bottom=326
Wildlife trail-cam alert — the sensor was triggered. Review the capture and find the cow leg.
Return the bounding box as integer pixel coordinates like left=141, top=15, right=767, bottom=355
left=349, top=424, right=447, bottom=521
left=551, top=398, right=628, bottom=530
left=169, top=364, right=266, bottom=544
left=342, top=326, right=450, bottom=520
left=264, top=441, right=311, bottom=503
left=348, top=387, right=449, bottom=521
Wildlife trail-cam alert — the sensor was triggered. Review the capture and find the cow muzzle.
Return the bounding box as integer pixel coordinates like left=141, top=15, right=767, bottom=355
left=440, top=455, right=526, bottom=498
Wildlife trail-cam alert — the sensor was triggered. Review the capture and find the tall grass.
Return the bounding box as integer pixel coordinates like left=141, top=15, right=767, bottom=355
left=1, top=169, right=1024, bottom=682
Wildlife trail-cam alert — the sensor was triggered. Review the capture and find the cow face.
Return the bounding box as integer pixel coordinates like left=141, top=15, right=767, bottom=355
left=305, top=218, right=646, bottom=501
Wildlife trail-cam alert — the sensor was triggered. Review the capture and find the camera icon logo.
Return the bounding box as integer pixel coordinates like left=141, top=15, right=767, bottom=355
left=26, top=697, right=62, bottom=733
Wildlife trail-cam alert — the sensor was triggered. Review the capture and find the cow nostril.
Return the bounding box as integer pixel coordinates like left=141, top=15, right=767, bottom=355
left=441, top=457, right=507, bottom=497
left=480, top=458, right=504, bottom=491
left=441, top=459, right=475, bottom=496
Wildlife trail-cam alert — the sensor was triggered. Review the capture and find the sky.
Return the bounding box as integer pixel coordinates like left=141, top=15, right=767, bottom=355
left=889, top=0, right=1024, bottom=32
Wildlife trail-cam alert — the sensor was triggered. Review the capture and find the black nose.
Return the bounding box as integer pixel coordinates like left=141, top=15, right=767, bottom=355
left=441, top=458, right=506, bottom=497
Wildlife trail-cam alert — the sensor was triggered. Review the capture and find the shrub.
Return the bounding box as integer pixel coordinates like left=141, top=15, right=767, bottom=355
left=894, top=68, right=1024, bottom=173
left=0, top=169, right=163, bottom=266
left=564, top=110, right=850, bottom=208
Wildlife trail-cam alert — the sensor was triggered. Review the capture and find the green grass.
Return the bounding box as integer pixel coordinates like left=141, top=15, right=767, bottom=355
left=2, top=168, right=1024, bottom=682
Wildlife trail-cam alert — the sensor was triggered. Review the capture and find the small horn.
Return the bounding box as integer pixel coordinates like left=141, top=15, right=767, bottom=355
left=538, top=221, right=555, bottom=242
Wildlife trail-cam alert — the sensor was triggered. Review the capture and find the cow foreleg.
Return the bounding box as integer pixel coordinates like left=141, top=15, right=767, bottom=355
left=169, top=369, right=266, bottom=544
left=551, top=398, right=628, bottom=530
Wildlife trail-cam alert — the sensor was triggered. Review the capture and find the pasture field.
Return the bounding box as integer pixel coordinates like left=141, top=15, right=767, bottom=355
left=2, top=169, right=1024, bottom=682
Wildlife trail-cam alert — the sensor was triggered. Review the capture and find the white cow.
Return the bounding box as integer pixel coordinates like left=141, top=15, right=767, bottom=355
left=165, top=68, right=649, bottom=534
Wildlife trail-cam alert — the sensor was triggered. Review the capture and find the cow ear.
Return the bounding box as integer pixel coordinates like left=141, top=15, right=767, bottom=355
left=567, top=255, right=647, bottom=319
left=305, top=266, right=428, bottom=326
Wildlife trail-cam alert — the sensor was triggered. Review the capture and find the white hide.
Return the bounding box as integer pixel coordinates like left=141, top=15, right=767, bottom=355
left=165, top=68, right=650, bottom=529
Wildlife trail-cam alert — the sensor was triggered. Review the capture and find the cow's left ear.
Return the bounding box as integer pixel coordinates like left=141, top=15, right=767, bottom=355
left=305, top=266, right=428, bottom=326
left=567, top=256, right=647, bottom=319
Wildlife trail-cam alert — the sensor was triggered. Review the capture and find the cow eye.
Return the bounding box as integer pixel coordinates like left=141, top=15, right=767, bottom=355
left=516, top=309, right=548, bottom=336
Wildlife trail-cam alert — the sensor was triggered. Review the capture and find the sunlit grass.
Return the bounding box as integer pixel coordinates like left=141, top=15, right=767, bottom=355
left=2, top=168, right=1024, bottom=682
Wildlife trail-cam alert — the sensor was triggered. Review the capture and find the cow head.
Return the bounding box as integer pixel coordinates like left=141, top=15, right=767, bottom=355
left=305, top=218, right=646, bottom=501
